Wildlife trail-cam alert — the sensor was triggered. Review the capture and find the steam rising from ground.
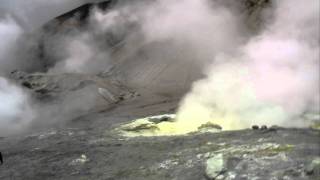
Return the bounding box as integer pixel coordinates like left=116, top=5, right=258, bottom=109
left=0, top=16, right=34, bottom=136
left=0, top=0, right=101, bottom=136
left=49, top=33, right=111, bottom=74
left=117, top=0, right=319, bottom=137
left=0, top=0, right=319, bottom=136
left=0, top=77, right=34, bottom=136
left=176, top=0, right=319, bottom=131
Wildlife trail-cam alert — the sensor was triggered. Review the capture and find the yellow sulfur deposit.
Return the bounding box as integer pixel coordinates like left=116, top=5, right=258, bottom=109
left=115, top=67, right=292, bottom=137
left=116, top=113, right=225, bottom=137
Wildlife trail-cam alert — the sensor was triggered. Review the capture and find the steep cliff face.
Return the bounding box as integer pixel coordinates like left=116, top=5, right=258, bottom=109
left=42, top=1, right=116, bottom=32
left=25, top=0, right=271, bottom=96
left=42, top=0, right=270, bottom=32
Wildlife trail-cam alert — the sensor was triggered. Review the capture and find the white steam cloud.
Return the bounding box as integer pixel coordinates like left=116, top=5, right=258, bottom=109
left=52, top=0, right=244, bottom=94
left=0, top=0, right=101, bottom=136
left=0, top=77, right=34, bottom=136
left=0, top=16, right=23, bottom=74
left=176, top=0, right=319, bottom=131
left=0, top=16, right=34, bottom=136
left=0, top=0, right=318, bottom=136
left=50, top=33, right=111, bottom=74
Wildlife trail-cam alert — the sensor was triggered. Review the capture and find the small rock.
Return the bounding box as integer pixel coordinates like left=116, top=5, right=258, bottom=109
left=216, top=174, right=224, bottom=180
left=198, top=122, right=222, bottom=131
left=98, top=87, right=117, bottom=102
left=226, top=171, right=237, bottom=180
left=69, top=154, right=89, bottom=165
left=205, top=153, right=225, bottom=179
left=197, top=154, right=203, bottom=159
left=305, top=157, right=320, bottom=176
left=261, top=125, right=268, bottom=130
left=22, top=81, right=32, bottom=89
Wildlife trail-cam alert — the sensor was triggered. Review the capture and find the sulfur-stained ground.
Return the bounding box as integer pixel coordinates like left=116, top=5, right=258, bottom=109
left=0, top=95, right=319, bottom=180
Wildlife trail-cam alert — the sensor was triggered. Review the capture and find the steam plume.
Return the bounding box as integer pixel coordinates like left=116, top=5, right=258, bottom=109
left=0, top=0, right=102, bottom=136
left=1, top=0, right=318, bottom=137
left=0, top=77, right=34, bottom=136
left=176, top=0, right=319, bottom=131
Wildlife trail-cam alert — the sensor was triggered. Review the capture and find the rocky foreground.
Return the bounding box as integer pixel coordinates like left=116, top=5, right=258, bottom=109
left=0, top=103, right=319, bottom=180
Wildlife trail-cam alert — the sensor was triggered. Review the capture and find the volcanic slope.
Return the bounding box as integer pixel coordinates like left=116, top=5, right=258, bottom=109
left=0, top=0, right=319, bottom=180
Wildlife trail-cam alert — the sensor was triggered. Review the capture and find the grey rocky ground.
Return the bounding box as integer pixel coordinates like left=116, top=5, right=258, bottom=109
left=0, top=97, right=319, bottom=179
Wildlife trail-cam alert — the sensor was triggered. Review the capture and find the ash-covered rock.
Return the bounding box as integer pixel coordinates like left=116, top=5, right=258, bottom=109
left=10, top=70, right=137, bottom=104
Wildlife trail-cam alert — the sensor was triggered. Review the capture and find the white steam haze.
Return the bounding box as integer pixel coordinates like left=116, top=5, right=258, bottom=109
left=0, top=0, right=102, bottom=136
left=176, top=0, right=320, bottom=132
left=0, top=77, right=34, bottom=136
left=52, top=0, right=244, bottom=90
left=0, top=16, right=34, bottom=136
left=49, top=32, right=111, bottom=74
left=0, top=0, right=319, bottom=136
